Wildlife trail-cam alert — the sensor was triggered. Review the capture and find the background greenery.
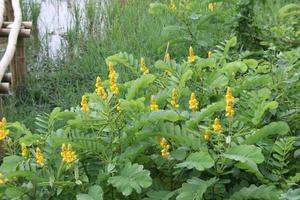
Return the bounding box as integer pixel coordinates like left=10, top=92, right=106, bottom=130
left=3, top=0, right=299, bottom=128
left=0, top=0, right=299, bottom=199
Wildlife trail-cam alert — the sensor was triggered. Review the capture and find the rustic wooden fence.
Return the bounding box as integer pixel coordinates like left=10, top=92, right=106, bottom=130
left=0, top=0, right=31, bottom=95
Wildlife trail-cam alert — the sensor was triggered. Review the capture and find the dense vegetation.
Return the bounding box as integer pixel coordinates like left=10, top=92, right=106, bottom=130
left=0, top=0, right=299, bottom=199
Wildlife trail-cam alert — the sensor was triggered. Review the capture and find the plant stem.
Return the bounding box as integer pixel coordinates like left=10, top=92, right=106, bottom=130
left=56, top=161, right=65, bottom=180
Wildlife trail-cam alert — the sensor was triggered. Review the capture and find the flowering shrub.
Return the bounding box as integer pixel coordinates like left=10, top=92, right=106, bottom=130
left=0, top=37, right=299, bottom=199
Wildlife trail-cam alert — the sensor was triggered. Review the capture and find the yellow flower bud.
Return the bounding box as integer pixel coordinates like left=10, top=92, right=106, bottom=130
left=35, top=147, right=45, bottom=167
left=108, top=62, right=119, bottom=95
left=170, top=0, right=176, bottom=11
left=81, top=95, right=89, bottom=112
left=208, top=2, right=216, bottom=12
left=21, top=143, right=27, bottom=157
left=225, top=87, right=234, bottom=118
left=0, top=118, right=9, bottom=141
left=150, top=95, right=159, bottom=111
left=189, top=92, right=198, bottom=111
left=164, top=53, right=171, bottom=62
left=213, top=118, right=221, bottom=132
left=188, top=46, right=196, bottom=64
left=208, top=51, right=213, bottom=58
left=95, top=76, right=108, bottom=100
left=204, top=130, right=210, bottom=141
left=0, top=173, right=6, bottom=185
left=61, top=143, right=77, bottom=164
left=140, top=57, right=149, bottom=75
left=159, top=137, right=171, bottom=158
left=171, top=88, right=179, bottom=108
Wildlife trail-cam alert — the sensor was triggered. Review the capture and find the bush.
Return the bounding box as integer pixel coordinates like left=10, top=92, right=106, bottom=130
left=0, top=37, right=299, bottom=199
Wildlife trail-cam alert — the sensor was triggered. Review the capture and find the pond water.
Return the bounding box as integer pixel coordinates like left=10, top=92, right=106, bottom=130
left=37, top=0, right=85, bottom=57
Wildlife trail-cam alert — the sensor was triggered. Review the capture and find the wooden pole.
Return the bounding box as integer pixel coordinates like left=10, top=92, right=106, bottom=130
left=4, top=0, right=24, bottom=93
left=0, top=28, right=30, bottom=37
left=2, top=21, right=32, bottom=28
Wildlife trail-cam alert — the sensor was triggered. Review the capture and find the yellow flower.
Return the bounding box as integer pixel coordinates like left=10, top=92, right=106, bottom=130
left=164, top=53, right=171, bottom=62
left=0, top=118, right=7, bottom=129
left=188, top=46, right=196, bottom=64
left=0, top=118, right=9, bottom=141
left=0, top=129, right=8, bottom=140
left=159, top=137, right=168, bottom=148
left=21, top=143, right=27, bottom=157
left=159, top=137, right=171, bottom=158
left=213, top=118, right=221, bottom=132
left=61, top=144, right=77, bottom=164
left=225, top=87, right=234, bottom=118
left=150, top=95, right=159, bottom=111
left=81, top=95, right=89, bottom=112
left=161, top=148, right=170, bottom=158
left=95, top=76, right=108, bottom=100
left=35, top=147, right=44, bottom=167
left=171, top=88, right=179, bottom=108
left=170, top=0, right=176, bottom=11
left=208, top=2, right=216, bottom=12
left=108, top=62, right=119, bottom=95
left=208, top=51, right=213, bottom=58
left=204, top=130, right=210, bottom=141
left=0, top=173, right=6, bottom=185
left=189, top=92, right=198, bottom=111
left=140, top=57, right=149, bottom=75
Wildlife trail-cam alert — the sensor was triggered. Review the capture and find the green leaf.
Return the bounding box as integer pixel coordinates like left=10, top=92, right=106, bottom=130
left=176, top=152, right=214, bottom=171
left=234, top=75, right=272, bottom=95
left=19, top=134, right=42, bottom=146
left=221, top=61, right=248, bottom=76
left=280, top=188, right=300, bottom=200
left=149, top=3, right=168, bottom=15
left=206, top=73, right=228, bottom=90
left=148, top=110, right=181, bottom=122
left=243, top=59, right=258, bottom=69
left=230, top=184, right=279, bottom=200
left=88, top=185, right=103, bottom=200
left=145, top=190, right=176, bottom=200
left=5, top=187, right=28, bottom=199
left=154, top=60, right=175, bottom=74
left=224, top=145, right=264, bottom=177
left=0, top=155, right=22, bottom=173
left=195, top=59, right=216, bottom=71
left=223, top=37, right=237, bottom=56
left=76, top=185, right=103, bottom=200
left=127, top=74, right=156, bottom=100
left=108, top=163, right=152, bottom=196
left=120, top=98, right=146, bottom=112
left=179, top=70, right=193, bottom=89
left=177, top=177, right=217, bottom=200
left=243, top=122, right=290, bottom=145
left=162, top=26, right=187, bottom=39
left=171, top=147, right=188, bottom=161
left=186, top=101, right=225, bottom=129
left=76, top=194, right=95, bottom=200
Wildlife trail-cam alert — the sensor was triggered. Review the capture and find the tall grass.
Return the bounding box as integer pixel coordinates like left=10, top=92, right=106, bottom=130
left=2, top=0, right=172, bottom=128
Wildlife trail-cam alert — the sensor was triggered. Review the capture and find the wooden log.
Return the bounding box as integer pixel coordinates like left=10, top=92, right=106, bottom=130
left=1, top=0, right=22, bottom=77
left=2, top=0, right=24, bottom=94
left=2, top=72, right=11, bottom=82
left=2, top=21, right=32, bottom=29
left=0, top=0, right=5, bottom=29
left=0, top=28, right=30, bottom=37
left=0, top=82, right=10, bottom=94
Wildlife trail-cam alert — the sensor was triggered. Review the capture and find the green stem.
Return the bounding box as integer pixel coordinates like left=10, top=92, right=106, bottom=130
left=56, top=161, right=65, bottom=180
